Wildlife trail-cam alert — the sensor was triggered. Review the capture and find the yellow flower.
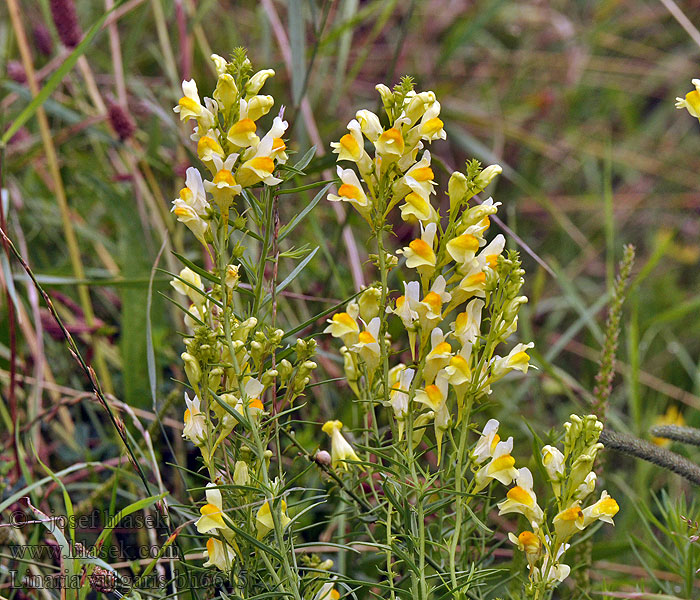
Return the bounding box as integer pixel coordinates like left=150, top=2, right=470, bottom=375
left=492, top=342, right=534, bottom=379
left=236, top=117, right=287, bottom=187
left=475, top=436, right=518, bottom=489
left=256, top=499, right=291, bottom=538
left=553, top=503, right=585, bottom=541
left=213, top=73, right=238, bottom=112
left=322, top=420, right=361, bottom=470
left=375, top=127, right=405, bottom=160
left=197, top=130, right=225, bottom=164
left=582, top=490, right=619, bottom=527
left=541, top=445, right=565, bottom=484
left=423, top=328, right=453, bottom=385
left=451, top=298, right=484, bottom=346
left=399, top=222, right=437, bottom=270
left=314, top=582, right=341, bottom=600
left=415, top=373, right=451, bottom=461
left=328, top=166, right=371, bottom=221
left=471, top=418, right=501, bottom=464
left=182, top=393, right=206, bottom=446
left=393, top=151, right=436, bottom=201
left=173, top=79, right=215, bottom=129
left=170, top=267, right=204, bottom=309
left=389, top=365, right=415, bottom=440
left=508, top=530, right=542, bottom=567
left=196, top=484, right=227, bottom=533
left=418, top=100, right=445, bottom=142
left=675, top=79, right=700, bottom=119
left=652, top=405, right=684, bottom=446
left=497, top=467, right=544, bottom=526
left=225, top=264, right=240, bottom=289
left=204, top=154, right=242, bottom=210
left=203, top=537, right=236, bottom=571
left=245, top=68, right=275, bottom=97
left=172, top=167, right=210, bottom=244
left=355, top=109, right=383, bottom=141
left=324, top=303, right=360, bottom=346
left=350, top=317, right=381, bottom=372
left=331, top=120, right=371, bottom=175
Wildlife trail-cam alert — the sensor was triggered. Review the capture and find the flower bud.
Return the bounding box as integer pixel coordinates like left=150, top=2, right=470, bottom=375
left=261, top=369, right=278, bottom=387
left=472, top=164, right=502, bottom=193
left=245, top=69, right=275, bottom=97
left=233, top=461, right=249, bottom=486
left=277, top=359, right=293, bottom=382
left=181, top=352, right=201, bottom=388
left=448, top=171, right=469, bottom=212
left=358, top=287, right=382, bottom=321
left=214, top=74, right=238, bottom=112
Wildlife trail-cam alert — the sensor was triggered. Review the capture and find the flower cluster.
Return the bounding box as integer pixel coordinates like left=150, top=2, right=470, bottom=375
left=474, top=415, right=620, bottom=591
left=169, top=50, right=318, bottom=578
left=324, top=79, right=530, bottom=464
left=172, top=49, right=288, bottom=245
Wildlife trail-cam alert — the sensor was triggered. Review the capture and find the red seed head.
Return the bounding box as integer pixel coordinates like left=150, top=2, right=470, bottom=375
left=49, top=0, right=82, bottom=48
left=33, top=24, right=54, bottom=56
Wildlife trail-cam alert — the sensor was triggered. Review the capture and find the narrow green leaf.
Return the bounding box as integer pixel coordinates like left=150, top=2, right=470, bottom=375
left=279, top=184, right=332, bottom=242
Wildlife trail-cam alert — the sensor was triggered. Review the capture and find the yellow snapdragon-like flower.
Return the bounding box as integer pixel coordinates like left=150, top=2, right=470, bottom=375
left=475, top=436, right=518, bottom=489
left=399, top=222, right=437, bottom=271
left=423, top=328, right=453, bottom=385
left=197, top=129, right=225, bottom=164
left=256, top=499, right=291, bottom=538
left=675, top=78, right=700, bottom=120
left=170, top=267, right=205, bottom=309
left=313, top=582, right=341, bottom=600
left=236, top=116, right=287, bottom=187
left=173, top=79, right=215, bottom=130
left=375, top=126, right=405, bottom=161
left=491, top=342, right=534, bottom=379
left=171, top=167, right=210, bottom=244
left=182, top=393, right=207, bottom=446
left=350, top=317, right=381, bottom=371
left=331, top=119, right=372, bottom=176
left=196, top=483, right=228, bottom=533
left=321, top=420, right=361, bottom=470
left=497, top=467, right=544, bottom=526
left=451, top=298, right=484, bottom=346
left=582, top=490, right=619, bottom=526
left=507, top=530, right=542, bottom=567
left=393, top=151, right=436, bottom=202
left=328, top=166, right=371, bottom=221
left=552, top=503, right=585, bottom=541
left=471, top=419, right=501, bottom=464
left=415, top=373, right=450, bottom=461
left=389, top=365, right=415, bottom=440
left=324, top=302, right=360, bottom=346
left=203, top=537, right=236, bottom=571
left=356, top=109, right=383, bottom=141
left=541, top=444, right=565, bottom=487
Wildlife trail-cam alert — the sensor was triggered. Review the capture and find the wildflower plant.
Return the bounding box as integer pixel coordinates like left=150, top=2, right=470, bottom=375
left=169, top=49, right=328, bottom=599
left=321, top=78, right=561, bottom=598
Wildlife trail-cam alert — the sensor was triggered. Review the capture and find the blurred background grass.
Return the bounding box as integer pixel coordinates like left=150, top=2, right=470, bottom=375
left=2, top=0, right=700, bottom=595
